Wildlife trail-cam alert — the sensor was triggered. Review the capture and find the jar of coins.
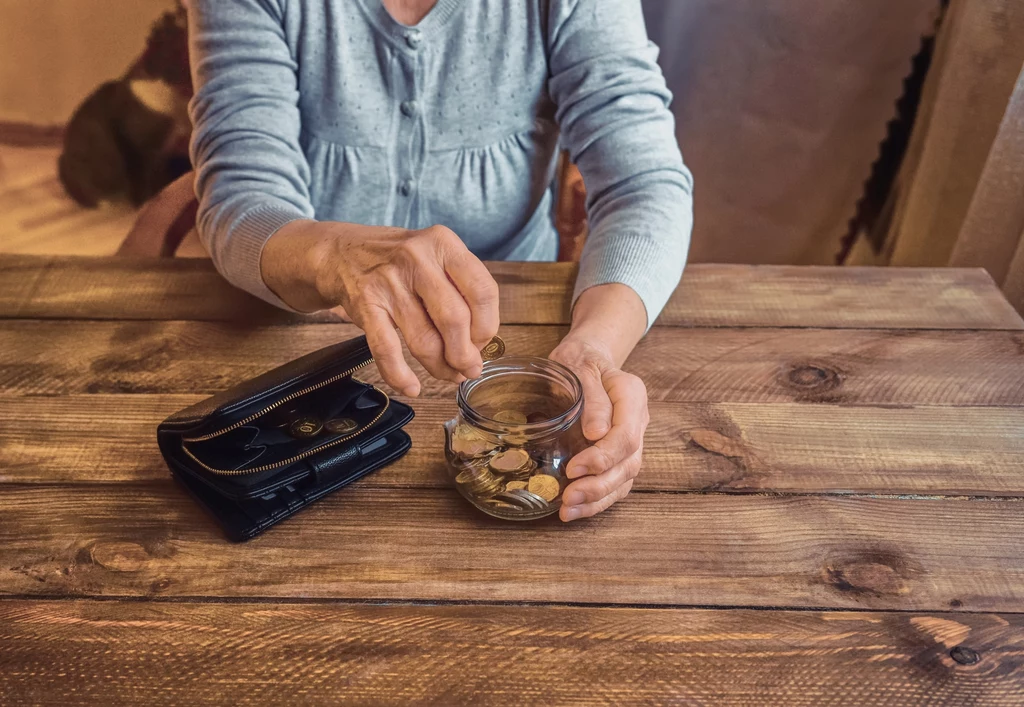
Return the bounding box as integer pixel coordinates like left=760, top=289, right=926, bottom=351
left=443, top=356, right=587, bottom=520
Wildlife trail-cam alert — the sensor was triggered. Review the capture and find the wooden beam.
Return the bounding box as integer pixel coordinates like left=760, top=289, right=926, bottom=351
left=2, top=599, right=1021, bottom=705
left=3, top=486, right=1024, bottom=612
left=2, top=255, right=1020, bottom=329
left=2, top=320, right=1022, bottom=405
left=2, top=395, right=1023, bottom=497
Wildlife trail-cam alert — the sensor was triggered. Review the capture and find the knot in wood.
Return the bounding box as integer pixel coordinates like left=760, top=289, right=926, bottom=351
left=151, top=577, right=173, bottom=592
left=822, top=549, right=920, bottom=598
left=785, top=363, right=843, bottom=391
left=90, top=542, right=149, bottom=572
left=950, top=646, right=981, bottom=666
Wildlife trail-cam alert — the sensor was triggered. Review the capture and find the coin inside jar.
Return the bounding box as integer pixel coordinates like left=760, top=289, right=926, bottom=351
left=288, top=416, right=323, bottom=439
left=450, top=424, right=497, bottom=457
left=527, top=474, right=561, bottom=502
left=446, top=355, right=586, bottom=520
left=489, top=448, right=531, bottom=474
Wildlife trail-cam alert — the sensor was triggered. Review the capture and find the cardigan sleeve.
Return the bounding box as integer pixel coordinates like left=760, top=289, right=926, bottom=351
left=547, top=0, right=694, bottom=326
left=188, top=0, right=314, bottom=309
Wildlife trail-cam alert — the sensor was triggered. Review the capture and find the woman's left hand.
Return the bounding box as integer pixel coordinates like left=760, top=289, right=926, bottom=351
left=549, top=334, right=649, bottom=522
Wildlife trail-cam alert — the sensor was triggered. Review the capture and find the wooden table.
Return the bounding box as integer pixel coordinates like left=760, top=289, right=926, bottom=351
left=2, top=254, right=1024, bottom=705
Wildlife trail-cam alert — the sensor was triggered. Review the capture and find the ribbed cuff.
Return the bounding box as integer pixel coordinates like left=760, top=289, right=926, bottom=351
left=572, top=231, right=686, bottom=330
left=227, top=203, right=310, bottom=312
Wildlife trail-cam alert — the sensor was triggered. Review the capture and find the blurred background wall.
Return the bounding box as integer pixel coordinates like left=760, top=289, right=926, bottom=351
left=1, top=0, right=1021, bottom=311
left=642, top=0, right=938, bottom=265
left=0, top=0, right=174, bottom=125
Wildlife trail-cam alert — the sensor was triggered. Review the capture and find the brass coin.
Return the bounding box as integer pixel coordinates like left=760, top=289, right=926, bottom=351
left=504, top=459, right=536, bottom=482
left=489, top=448, right=531, bottom=474
left=527, top=474, right=561, bottom=502
left=450, top=424, right=497, bottom=457
left=289, top=416, right=323, bottom=439
left=501, top=432, right=529, bottom=446
left=452, top=437, right=496, bottom=457
left=324, top=417, right=359, bottom=435
left=457, top=467, right=503, bottom=497
left=481, top=335, right=506, bottom=361
left=493, top=409, right=528, bottom=425
left=455, top=469, right=482, bottom=486
left=505, top=480, right=528, bottom=491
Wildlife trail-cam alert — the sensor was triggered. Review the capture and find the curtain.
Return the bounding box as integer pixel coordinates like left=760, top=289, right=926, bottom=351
left=845, top=0, right=1024, bottom=311
left=640, top=0, right=938, bottom=265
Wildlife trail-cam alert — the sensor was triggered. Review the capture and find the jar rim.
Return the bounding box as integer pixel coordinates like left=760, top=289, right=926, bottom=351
left=456, top=355, right=583, bottom=435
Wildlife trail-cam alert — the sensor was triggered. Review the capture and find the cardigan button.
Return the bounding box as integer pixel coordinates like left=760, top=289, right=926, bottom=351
left=400, top=100, right=419, bottom=117
left=399, top=179, right=415, bottom=197
left=405, top=32, right=422, bottom=49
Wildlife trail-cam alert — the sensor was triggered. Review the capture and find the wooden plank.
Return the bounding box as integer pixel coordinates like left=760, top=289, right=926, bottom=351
left=3, top=485, right=1024, bottom=612
left=3, top=395, right=1024, bottom=497
left=2, top=254, right=1020, bottom=329
left=0, top=255, right=575, bottom=326
left=2, top=320, right=1023, bottom=405
left=2, top=600, right=1022, bottom=706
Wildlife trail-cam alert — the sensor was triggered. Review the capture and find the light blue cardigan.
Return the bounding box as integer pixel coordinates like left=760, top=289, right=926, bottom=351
left=188, top=0, right=693, bottom=323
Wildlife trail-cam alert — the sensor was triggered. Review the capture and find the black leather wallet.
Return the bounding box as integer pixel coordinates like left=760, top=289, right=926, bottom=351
left=158, top=336, right=413, bottom=541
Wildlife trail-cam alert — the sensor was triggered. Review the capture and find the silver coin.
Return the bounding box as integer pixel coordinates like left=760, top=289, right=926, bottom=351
left=494, top=489, right=549, bottom=511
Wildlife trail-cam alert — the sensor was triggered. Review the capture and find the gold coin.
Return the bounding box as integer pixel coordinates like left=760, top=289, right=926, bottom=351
left=489, top=448, right=531, bottom=474
left=503, top=459, right=536, bottom=481
left=527, top=474, right=561, bottom=502
left=288, top=416, right=323, bottom=439
left=455, top=469, right=483, bottom=486
left=450, top=424, right=497, bottom=458
left=454, top=424, right=482, bottom=440
left=452, top=438, right=496, bottom=457
left=505, top=480, right=528, bottom=491
left=473, top=475, right=504, bottom=498
left=501, top=432, right=529, bottom=446
left=493, top=410, right=528, bottom=425
left=481, top=335, right=506, bottom=361
left=324, top=417, right=359, bottom=435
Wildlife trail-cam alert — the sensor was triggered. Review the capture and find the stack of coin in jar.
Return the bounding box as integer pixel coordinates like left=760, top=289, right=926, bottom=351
left=446, top=335, right=573, bottom=516
left=450, top=423, right=564, bottom=513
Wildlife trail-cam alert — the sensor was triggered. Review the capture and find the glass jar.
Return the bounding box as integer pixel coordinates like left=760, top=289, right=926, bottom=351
left=443, top=356, right=587, bottom=520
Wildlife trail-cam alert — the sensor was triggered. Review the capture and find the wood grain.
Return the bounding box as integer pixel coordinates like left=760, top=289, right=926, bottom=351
left=2, top=254, right=1020, bottom=329
left=3, top=320, right=1023, bottom=405
left=3, top=485, right=1024, bottom=612
left=2, top=600, right=1022, bottom=706
left=3, top=394, right=1024, bottom=497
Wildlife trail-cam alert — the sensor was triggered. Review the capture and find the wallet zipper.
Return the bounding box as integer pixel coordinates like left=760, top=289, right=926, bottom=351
left=180, top=358, right=390, bottom=476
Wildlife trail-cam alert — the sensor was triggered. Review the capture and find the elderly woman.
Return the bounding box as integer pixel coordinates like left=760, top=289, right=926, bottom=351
left=188, top=0, right=693, bottom=521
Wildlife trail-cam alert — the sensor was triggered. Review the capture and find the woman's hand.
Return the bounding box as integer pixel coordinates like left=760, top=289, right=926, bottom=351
left=548, top=283, right=650, bottom=522
left=261, top=220, right=500, bottom=396
left=550, top=336, right=649, bottom=521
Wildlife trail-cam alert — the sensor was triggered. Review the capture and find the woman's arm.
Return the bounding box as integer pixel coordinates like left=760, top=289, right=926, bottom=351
left=549, top=283, right=649, bottom=521
left=547, top=0, right=694, bottom=328
left=189, top=0, right=315, bottom=310
left=545, top=0, right=693, bottom=520
left=189, top=0, right=499, bottom=394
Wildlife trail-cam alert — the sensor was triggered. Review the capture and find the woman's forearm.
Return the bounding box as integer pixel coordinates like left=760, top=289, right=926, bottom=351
left=564, top=283, right=648, bottom=367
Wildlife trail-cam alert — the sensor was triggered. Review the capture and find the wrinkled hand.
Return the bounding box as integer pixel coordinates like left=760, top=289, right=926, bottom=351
left=549, top=335, right=649, bottom=521
left=263, top=221, right=499, bottom=396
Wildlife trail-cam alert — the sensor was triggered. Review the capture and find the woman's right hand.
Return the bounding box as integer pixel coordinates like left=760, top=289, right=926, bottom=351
left=261, top=220, right=500, bottom=397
